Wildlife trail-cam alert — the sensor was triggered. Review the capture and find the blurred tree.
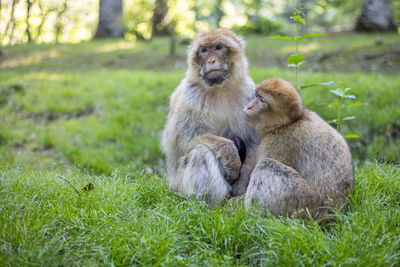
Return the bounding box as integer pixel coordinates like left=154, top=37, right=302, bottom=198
left=55, top=0, right=67, bottom=42
left=26, top=0, right=32, bottom=42
left=215, top=0, right=224, bottom=27
left=152, top=0, right=169, bottom=36
left=36, top=1, right=50, bottom=40
left=94, top=0, right=124, bottom=38
left=4, top=0, right=17, bottom=43
left=356, top=0, right=396, bottom=31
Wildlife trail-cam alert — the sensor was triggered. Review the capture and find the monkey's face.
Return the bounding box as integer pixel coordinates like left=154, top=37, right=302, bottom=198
left=243, top=92, right=269, bottom=122
left=198, top=43, right=230, bottom=86
left=244, top=78, right=304, bottom=131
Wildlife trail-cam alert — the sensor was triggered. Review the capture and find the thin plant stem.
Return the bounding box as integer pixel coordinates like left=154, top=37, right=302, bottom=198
left=295, top=21, right=299, bottom=90
left=58, top=175, right=81, bottom=197
left=337, top=96, right=343, bottom=132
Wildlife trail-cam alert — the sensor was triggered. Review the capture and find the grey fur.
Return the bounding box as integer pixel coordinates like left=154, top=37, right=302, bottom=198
left=161, top=29, right=258, bottom=204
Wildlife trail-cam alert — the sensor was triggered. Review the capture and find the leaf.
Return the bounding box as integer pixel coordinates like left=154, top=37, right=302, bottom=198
left=344, top=102, right=363, bottom=108
left=290, top=15, right=306, bottom=25
left=344, top=94, right=356, bottom=99
left=271, top=35, right=296, bottom=41
left=299, top=33, right=327, bottom=40
left=288, top=62, right=303, bottom=68
left=328, top=119, right=338, bottom=123
left=342, top=116, right=356, bottom=121
left=288, top=54, right=304, bottom=66
left=330, top=89, right=345, bottom=97
left=300, top=80, right=335, bottom=89
left=344, top=134, right=359, bottom=139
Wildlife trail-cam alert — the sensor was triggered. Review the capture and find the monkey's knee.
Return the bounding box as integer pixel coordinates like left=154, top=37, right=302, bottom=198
left=245, top=158, right=323, bottom=219
left=177, top=144, right=231, bottom=205
left=195, top=134, right=243, bottom=184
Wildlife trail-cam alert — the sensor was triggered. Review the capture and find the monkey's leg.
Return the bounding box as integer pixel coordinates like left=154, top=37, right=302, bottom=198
left=245, top=158, right=324, bottom=219
left=175, top=144, right=231, bottom=205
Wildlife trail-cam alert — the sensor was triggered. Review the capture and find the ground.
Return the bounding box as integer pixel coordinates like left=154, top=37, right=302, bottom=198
left=0, top=33, right=399, bottom=265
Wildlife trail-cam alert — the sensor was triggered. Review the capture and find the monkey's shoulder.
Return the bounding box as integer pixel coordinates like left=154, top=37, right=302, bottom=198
left=301, top=110, right=348, bottom=145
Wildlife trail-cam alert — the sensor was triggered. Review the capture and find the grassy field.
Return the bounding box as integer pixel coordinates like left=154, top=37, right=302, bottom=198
left=1, top=33, right=400, bottom=265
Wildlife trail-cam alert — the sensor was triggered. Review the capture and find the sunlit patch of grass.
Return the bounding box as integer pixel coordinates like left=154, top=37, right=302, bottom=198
left=92, top=40, right=137, bottom=53
left=0, top=49, right=61, bottom=69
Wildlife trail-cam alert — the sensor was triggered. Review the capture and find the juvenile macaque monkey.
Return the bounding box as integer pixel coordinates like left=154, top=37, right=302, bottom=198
left=162, top=29, right=258, bottom=204
left=244, top=78, right=354, bottom=218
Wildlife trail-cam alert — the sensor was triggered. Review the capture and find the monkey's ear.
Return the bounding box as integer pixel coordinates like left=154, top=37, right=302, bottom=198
left=288, top=101, right=304, bottom=121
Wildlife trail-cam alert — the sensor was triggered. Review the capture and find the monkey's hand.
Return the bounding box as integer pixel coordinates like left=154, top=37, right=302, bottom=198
left=229, top=135, right=246, bottom=165
left=194, top=134, right=243, bottom=185
left=230, top=148, right=256, bottom=197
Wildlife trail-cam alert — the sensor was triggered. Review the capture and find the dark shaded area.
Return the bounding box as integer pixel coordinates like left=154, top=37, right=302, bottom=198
left=21, top=105, right=97, bottom=123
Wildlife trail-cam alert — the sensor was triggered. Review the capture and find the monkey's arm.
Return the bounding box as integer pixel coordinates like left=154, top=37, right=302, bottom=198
left=230, top=147, right=257, bottom=197
left=196, top=134, right=243, bottom=184
left=161, top=108, right=213, bottom=183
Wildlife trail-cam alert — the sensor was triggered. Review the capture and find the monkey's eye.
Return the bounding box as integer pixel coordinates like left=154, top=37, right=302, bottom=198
left=200, top=47, right=208, bottom=53
left=256, top=94, right=265, bottom=103
left=215, top=44, right=223, bottom=51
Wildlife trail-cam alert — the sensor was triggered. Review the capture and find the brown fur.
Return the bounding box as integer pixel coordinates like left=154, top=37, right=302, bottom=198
left=244, top=78, right=354, bottom=219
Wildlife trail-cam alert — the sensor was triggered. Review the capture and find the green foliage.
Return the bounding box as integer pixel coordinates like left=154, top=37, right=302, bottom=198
left=232, top=18, right=282, bottom=35
left=273, top=10, right=364, bottom=139
left=328, top=87, right=363, bottom=137
left=272, top=10, right=326, bottom=90
left=124, top=0, right=155, bottom=40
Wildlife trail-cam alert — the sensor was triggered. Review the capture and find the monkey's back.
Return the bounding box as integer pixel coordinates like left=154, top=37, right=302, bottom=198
left=260, top=110, right=354, bottom=208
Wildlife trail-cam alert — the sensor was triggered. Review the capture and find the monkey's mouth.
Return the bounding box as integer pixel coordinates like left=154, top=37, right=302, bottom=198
left=206, top=69, right=225, bottom=77
left=203, top=69, right=229, bottom=86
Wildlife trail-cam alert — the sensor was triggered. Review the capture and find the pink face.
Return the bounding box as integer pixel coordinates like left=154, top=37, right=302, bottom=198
left=198, top=42, right=229, bottom=86
left=244, top=92, right=268, bottom=118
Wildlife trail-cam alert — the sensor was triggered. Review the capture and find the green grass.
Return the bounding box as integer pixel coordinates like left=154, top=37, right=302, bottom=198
left=1, top=68, right=399, bottom=173
left=1, top=32, right=399, bottom=73
left=1, top=33, right=400, bottom=265
left=1, top=162, right=399, bottom=265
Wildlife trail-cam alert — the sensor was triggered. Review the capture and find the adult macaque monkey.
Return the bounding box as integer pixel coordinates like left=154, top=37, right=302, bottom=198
left=244, top=78, right=354, bottom=218
left=161, top=29, right=258, bottom=204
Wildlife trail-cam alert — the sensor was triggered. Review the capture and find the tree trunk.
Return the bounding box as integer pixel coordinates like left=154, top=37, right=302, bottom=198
left=36, top=1, right=49, bottom=40
left=215, top=0, right=224, bottom=28
left=152, top=0, right=169, bottom=37
left=94, top=0, right=124, bottom=39
left=356, top=0, right=396, bottom=32
left=26, top=0, right=32, bottom=42
left=4, top=0, right=17, bottom=37
left=55, top=0, right=67, bottom=42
